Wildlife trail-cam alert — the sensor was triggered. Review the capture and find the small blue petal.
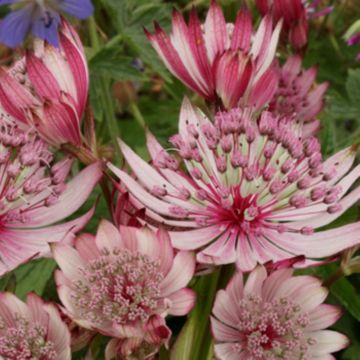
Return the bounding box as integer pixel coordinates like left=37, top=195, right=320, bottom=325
left=0, top=1, right=18, bottom=5
left=0, top=5, right=33, bottom=48
left=31, top=8, right=61, bottom=47
left=56, top=0, right=94, bottom=19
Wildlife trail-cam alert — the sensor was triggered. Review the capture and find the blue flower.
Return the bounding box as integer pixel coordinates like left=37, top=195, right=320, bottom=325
left=0, top=0, right=94, bottom=48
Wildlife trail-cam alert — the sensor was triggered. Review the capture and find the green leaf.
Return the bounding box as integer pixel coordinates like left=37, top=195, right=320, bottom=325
left=13, top=258, right=56, bottom=300
left=305, top=264, right=360, bottom=322
left=89, top=48, right=145, bottom=81
left=100, top=0, right=129, bottom=31
left=346, top=69, right=360, bottom=105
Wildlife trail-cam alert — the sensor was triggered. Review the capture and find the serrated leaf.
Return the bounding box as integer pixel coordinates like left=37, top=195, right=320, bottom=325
left=90, top=48, right=145, bottom=81
left=13, top=258, right=56, bottom=300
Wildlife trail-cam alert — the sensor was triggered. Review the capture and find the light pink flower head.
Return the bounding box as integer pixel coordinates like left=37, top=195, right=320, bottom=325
left=256, top=0, right=333, bottom=50
left=211, top=266, right=348, bottom=359
left=270, top=55, right=328, bottom=137
left=53, top=220, right=196, bottom=358
left=0, top=292, right=71, bottom=359
left=145, top=0, right=282, bottom=110
left=109, top=98, right=360, bottom=271
left=0, top=120, right=102, bottom=276
left=0, top=20, right=88, bottom=146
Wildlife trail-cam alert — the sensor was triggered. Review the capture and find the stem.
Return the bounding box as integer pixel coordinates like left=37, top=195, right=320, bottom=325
left=323, top=267, right=345, bottom=288
left=129, top=102, right=146, bottom=128
left=88, top=17, right=121, bottom=159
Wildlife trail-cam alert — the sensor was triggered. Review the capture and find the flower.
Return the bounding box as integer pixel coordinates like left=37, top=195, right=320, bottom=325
left=0, top=20, right=88, bottom=146
left=53, top=220, right=196, bottom=358
left=145, top=0, right=282, bottom=110
left=0, top=0, right=93, bottom=48
left=211, top=266, right=348, bottom=359
left=256, top=0, right=333, bottom=50
left=0, top=292, right=71, bottom=359
left=269, top=55, right=328, bottom=137
left=0, top=119, right=102, bottom=275
left=109, top=98, right=360, bottom=271
left=344, top=19, right=360, bottom=61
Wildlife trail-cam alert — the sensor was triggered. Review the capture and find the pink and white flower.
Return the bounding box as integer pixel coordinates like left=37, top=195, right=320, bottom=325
left=270, top=55, right=328, bottom=137
left=53, top=220, right=196, bottom=359
left=145, top=1, right=282, bottom=109
left=211, top=266, right=348, bottom=359
left=0, top=292, right=71, bottom=359
left=256, top=0, right=333, bottom=50
left=0, top=120, right=102, bottom=276
left=109, top=99, right=360, bottom=271
left=0, top=20, right=88, bottom=146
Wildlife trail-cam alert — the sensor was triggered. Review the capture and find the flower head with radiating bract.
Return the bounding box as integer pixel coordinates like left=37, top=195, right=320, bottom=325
left=211, top=266, right=348, bottom=359
left=0, top=20, right=88, bottom=146
left=270, top=55, right=328, bottom=137
left=0, top=0, right=93, bottom=48
left=0, top=292, right=71, bottom=359
left=145, top=0, right=282, bottom=110
left=109, top=98, right=360, bottom=271
left=53, top=220, right=196, bottom=359
left=0, top=118, right=102, bottom=276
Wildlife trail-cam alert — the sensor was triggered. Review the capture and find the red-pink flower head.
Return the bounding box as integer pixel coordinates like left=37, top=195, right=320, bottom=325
left=0, top=292, right=71, bottom=359
left=0, top=20, right=88, bottom=146
left=270, top=55, right=329, bottom=137
left=0, top=118, right=102, bottom=276
left=211, top=266, right=348, bottom=359
left=256, top=0, right=333, bottom=50
left=53, top=220, right=196, bottom=358
left=110, top=98, right=360, bottom=271
left=145, top=1, right=282, bottom=110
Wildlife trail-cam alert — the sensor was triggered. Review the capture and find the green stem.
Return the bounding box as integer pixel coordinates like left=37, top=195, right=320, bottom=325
left=88, top=17, right=121, bottom=159
left=171, top=269, right=221, bottom=360
left=323, top=267, right=345, bottom=288
left=129, top=101, right=146, bottom=128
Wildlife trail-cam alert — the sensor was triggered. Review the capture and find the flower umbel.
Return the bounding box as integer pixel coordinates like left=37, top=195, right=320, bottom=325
left=211, top=266, right=348, bottom=359
left=146, top=0, right=282, bottom=110
left=0, top=0, right=94, bottom=47
left=110, top=99, right=360, bottom=271
left=0, top=118, right=102, bottom=275
left=53, top=220, right=196, bottom=358
left=0, top=292, right=71, bottom=359
left=0, top=20, right=89, bottom=146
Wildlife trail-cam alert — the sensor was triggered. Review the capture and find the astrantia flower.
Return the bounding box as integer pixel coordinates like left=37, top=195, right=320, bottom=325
left=145, top=0, right=282, bottom=110
left=256, top=0, right=333, bottom=50
left=211, top=266, right=348, bottom=359
left=0, top=119, right=102, bottom=275
left=0, top=292, right=71, bottom=359
left=53, top=220, right=196, bottom=358
left=0, top=0, right=93, bottom=48
left=0, top=20, right=88, bottom=146
left=270, top=55, right=328, bottom=137
left=109, top=98, right=360, bottom=271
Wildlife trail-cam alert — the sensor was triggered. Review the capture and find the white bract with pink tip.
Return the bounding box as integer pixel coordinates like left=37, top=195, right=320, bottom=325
left=53, top=220, right=196, bottom=359
left=211, top=266, right=348, bottom=359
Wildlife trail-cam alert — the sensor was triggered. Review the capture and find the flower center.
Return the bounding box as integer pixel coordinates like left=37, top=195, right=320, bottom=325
left=72, top=249, right=164, bottom=326
left=232, top=295, right=314, bottom=359
left=0, top=316, right=57, bottom=360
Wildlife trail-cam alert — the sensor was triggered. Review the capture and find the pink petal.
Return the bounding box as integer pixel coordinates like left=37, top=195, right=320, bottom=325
left=75, top=233, right=100, bottom=261
left=211, top=316, right=241, bottom=342
left=308, top=330, right=349, bottom=355
left=306, top=304, right=342, bottom=331
left=160, top=251, right=195, bottom=296
left=214, top=343, right=243, bottom=360
left=155, top=227, right=174, bottom=274
left=22, top=162, right=102, bottom=227
left=243, top=266, right=267, bottom=296
left=212, top=290, right=239, bottom=327
left=95, top=219, right=124, bottom=253
left=204, top=0, right=228, bottom=62
left=167, top=288, right=196, bottom=316
left=231, top=9, right=252, bottom=51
